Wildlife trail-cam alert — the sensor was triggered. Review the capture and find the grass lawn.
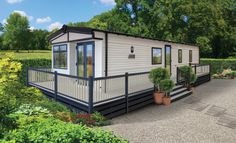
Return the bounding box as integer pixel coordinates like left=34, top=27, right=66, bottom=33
left=0, top=50, right=51, bottom=60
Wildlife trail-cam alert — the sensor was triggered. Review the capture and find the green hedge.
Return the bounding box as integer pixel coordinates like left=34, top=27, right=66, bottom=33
left=15, top=59, right=51, bottom=85
left=2, top=117, right=127, bottom=143
left=200, top=58, right=236, bottom=74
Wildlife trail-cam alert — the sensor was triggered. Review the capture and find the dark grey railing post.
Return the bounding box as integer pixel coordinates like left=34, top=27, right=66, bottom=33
left=54, top=71, right=58, bottom=101
left=125, top=72, right=129, bottom=113
left=194, top=64, right=197, bottom=74
left=26, top=68, right=29, bottom=86
left=176, top=67, right=179, bottom=83
left=88, top=76, right=94, bottom=114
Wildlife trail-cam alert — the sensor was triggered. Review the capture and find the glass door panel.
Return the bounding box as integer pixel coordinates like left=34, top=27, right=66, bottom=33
left=77, top=42, right=94, bottom=78
left=165, top=46, right=171, bottom=75
left=77, top=45, right=84, bottom=77
left=86, top=44, right=93, bottom=78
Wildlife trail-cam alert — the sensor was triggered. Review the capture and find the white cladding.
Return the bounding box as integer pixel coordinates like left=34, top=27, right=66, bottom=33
left=51, top=30, right=199, bottom=80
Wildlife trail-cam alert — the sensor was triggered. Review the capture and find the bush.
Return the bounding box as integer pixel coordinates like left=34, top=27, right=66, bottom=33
left=2, top=117, right=127, bottom=143
left=2, top=81, right=43, bottom=106
left=15, top=59, right=51, bottom=85
left=35, top=97, right=69, bottom=114
left=14, top=104, right=50, bottom=116
left=149, top=67, right=170, bottom=91
left=160, top=79, right=174, bottom=96
left=73, top=112, right=111, bottom=127
left=179, top=66, right=196, bottom=88
left=200, top=58, right=236, bottom=74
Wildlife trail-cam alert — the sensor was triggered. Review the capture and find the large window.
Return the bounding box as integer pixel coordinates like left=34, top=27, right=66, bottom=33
left=189, top=50, right=192, bottom=63
left=178, top=49, right=182, bottom=63
left=152, top=48, right=162, bottom=64
left=53, top=44, right=67, bottom=69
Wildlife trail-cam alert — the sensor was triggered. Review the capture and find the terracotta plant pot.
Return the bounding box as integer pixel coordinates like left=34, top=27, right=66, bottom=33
left=153, top=92, right=164, bottom=104
left=191, top=87, right=195, bottom=92
left=163, top=97, right=171, bottom=106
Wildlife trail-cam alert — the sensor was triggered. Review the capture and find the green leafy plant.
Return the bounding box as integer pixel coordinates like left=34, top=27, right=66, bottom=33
left=149, top=67, right=170, bottom=92
left=160, top=79, right=174, bottom=97
left=179, top=65, right=196, bottom=89
left=1, top=118, right=127, bottom=143
left=14, top=104, right=50, bottom=116
left=35, top=97, right=69, bottom=114
left=91, top=112, right=111, bottom=126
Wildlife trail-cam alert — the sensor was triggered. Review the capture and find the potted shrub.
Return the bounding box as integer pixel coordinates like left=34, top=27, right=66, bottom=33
left=179, top=66, right=196, bottom=91
left=160, top=79, right=174, bottom=106
left=149, top=68, right=170, bottom=104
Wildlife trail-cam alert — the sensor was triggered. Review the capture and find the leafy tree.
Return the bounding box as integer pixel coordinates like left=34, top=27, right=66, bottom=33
left=3, top=13, right=31, bottom=52
left=29, top=29, right=50, bottom=50
left=72, top=0, right=236, bottom=58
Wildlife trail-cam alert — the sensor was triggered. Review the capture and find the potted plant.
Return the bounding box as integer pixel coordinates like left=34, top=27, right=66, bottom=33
left=179, top=66, right=197, bottom=91
left=190, top=72, right=197, bottom=91
left=160, top=79, right=174, bottom=106
left=149, top=68, right=170, bottom=104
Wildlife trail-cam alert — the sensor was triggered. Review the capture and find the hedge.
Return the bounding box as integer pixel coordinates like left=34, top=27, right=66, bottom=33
left=15, top=59, right=51, bottom=85
left=200, top=58, right=236, bottom=74
left=1, top=117, right=127, bottom=143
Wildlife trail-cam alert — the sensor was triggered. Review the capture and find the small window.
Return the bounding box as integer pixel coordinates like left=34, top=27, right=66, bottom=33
left=189, top=50, right=192, bottom=63
left=152, top=48, right=162, bottom=64
left=53, top=44, right=68, bottom=69
left=178, top=49, right=182, bottom=63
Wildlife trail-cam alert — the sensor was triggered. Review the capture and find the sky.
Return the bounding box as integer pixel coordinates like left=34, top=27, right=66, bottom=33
left=0, top=0, right=115, bottom=31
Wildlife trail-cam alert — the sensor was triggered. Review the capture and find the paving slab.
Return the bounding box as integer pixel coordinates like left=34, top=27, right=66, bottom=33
left=205, top=105, right=226, bottom=117
left=183, top=96, right=201, bottom=104
left=217, top=113, right=236, bottom=129
left=187, top=102, right=209, bottom=112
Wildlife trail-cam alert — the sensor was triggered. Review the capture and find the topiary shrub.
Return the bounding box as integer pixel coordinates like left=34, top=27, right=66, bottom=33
left=179, top=65, right=196, bottom=89
left=149, top=67, right=170, bottom=92
left=160, top=79, right=174, bottom=97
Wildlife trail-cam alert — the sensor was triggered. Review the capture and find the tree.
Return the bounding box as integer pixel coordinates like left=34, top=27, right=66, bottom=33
left=3, top=13, right=31, bottom=52
left=29, top=30, right=50, bottom=50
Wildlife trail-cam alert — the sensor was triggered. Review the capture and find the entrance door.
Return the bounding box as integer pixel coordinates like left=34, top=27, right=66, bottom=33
left=76, top=42, right=94, bottom=78
left=165, top=45, right=172, bottom=75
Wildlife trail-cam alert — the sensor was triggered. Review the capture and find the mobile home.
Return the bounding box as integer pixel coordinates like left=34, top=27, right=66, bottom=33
left=27, top=25, right=210, bottom=118
left=49, top=25, right=199, bottom=82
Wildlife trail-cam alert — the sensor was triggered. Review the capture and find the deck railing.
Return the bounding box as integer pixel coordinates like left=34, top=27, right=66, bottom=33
left=28, top=68, right=89, bottom=105
left=27, top=68, right=153, bottom=113
left=177, top=64, right=211, bottom=84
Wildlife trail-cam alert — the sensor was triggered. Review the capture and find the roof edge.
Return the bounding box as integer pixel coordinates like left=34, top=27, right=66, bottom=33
left=48, top=25, right=198, bottom=47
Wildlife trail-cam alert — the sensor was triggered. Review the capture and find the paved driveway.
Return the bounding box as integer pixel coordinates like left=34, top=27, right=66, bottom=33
left=103, top=79, right=236, bottom=143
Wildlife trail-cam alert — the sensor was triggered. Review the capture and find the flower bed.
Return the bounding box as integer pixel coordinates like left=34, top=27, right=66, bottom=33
left=212, top=69, right=236, bottom=79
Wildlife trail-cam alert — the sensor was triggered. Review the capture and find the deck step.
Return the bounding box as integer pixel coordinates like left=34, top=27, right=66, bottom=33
left=169, top=85, right=193, bottom=102
left=172, top=85, right=184, bottom=91
left=171, top=90, right=192, bottom=102
left=170, top=87, right=188, bottom=97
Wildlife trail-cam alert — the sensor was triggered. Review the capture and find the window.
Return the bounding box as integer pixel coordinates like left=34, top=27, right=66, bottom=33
left=152, top=48, right=162, bottom=64
left=53, top=44, right=67, bottom=69
left=178, top=49, right=182, bottom=63
left=189, top=50, right=192, bottom=63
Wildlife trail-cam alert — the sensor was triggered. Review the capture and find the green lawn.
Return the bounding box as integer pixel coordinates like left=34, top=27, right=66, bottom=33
left=0, top=50, right=51, bottom=60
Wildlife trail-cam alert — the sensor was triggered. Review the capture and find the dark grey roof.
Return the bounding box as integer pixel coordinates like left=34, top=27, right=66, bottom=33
left=48, top=25, right=197, bottom=47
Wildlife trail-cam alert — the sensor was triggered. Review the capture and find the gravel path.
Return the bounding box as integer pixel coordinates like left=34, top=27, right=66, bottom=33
left=103, top=79, right=236, bottom=143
